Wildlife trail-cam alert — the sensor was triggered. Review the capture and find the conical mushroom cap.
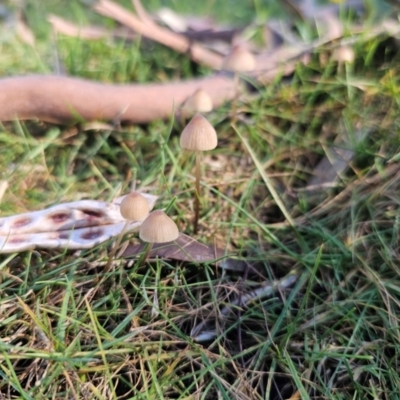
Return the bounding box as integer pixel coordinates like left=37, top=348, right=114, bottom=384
left=221, top=46, right=255, bottom=72
left=180, top=114, right=217, bottom=151
left=182, top=89, right=213, bottom=114
left=139, top=210, right=179, bottom=243
left=332, top=46, right=355, bottom=64
left=120, top=192, right=150, bottom=221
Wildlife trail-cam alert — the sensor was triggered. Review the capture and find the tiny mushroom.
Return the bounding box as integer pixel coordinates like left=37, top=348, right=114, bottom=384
left=221, top=46, right=256, bottom=73
left=139, top=210, right=179, bottom=243
left=180, top=114, right=217, bottom=233
left=180, top=113, right=218, bottom=151
left=120, top=192, right=150, bottom=221
left=332, top=46, right=355, bottom=72
left=221, top=46, right=255, bottom=121
left=182, top=89, right=213, bottom=116
left=139, top=210, right=179, bottom=264
left=105, top=192, right=150, bottom=272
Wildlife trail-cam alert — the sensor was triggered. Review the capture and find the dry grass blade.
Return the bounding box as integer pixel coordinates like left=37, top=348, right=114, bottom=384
left=288, top=162, right=400, bottom=227
left=191, top=271, right=299, bottom=342
left=234, top=127, right=296, bottom=228
left=307, top=127, right=370, bottom=188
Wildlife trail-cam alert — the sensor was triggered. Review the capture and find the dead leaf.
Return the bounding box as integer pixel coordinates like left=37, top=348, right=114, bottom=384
left=122, top=232, right=226, bottom=263
left=307, top=126, right=370, bottom=188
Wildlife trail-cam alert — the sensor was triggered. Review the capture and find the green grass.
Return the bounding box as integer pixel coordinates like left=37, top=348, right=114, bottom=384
left=1, top=0, right=400, bottom=399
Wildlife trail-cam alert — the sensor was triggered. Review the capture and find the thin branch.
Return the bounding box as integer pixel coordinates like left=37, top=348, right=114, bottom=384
left=0, top=74, right=235, bottom=124
left=94, top=0, right=223, bottom=69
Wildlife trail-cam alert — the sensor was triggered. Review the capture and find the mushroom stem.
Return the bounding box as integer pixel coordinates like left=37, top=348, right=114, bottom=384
left=231, top=73, right=239, bottom=124
left=140, top=242, right=154, bottom=267
left=104, top=220, right=130, bottom=273
left=194, top=150, right=201, bottom=234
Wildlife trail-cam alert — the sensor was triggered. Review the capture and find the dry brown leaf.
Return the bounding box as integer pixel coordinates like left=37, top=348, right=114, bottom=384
left=122, top=232, right=227, bottom=263
left=307, top=126, right=369, bottom=188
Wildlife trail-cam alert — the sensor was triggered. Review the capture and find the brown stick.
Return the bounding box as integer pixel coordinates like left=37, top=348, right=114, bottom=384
left=94, top=0, right=223, bottom=70
left=48, top=14, right=110, bottom=40
left=0, top=74, right=235, bottom=124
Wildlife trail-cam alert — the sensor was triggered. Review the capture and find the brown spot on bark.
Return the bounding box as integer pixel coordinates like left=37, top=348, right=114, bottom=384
left=81, top=229, right=103, bottom=240
left=49, top=212, right=71, bottom=224
left=12, top=217, right=32, bottom=228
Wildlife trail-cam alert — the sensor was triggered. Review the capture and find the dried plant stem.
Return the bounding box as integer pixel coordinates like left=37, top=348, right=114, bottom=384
left=194, top=151, right=201, bottom=234
left=231, top=73, right=239, bottom=124
left=104, top=220, right=130, bottom=272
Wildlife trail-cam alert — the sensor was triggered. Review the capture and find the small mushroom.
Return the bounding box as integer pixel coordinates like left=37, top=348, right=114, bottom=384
left=221, top=46, right=255, bottom=122
left=221, top=46, right=256, bottom=73
left=139, top=210, right=179, bottom=265
left=105, top=192, right=150, bottom=272
left=180, top=114, right=217, bottom=233
left=332, top=46, right=355, bottom=73
left=120, top=192, right=150, bottom=221
left=180, top=114, right=218, bottom=151
left=181, top=89, right=213, bottom=117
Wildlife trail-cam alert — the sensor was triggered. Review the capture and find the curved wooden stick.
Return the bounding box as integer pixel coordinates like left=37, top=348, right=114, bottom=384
left=0, top=74, right=235, bottom=124
left=94, top=0, right=223, bottom=69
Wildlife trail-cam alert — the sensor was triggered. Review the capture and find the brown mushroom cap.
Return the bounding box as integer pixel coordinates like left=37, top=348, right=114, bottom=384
left=120, top=192, right=150, bottom=221
left=180, top=114, right=217, bottom=151
left=182, top=89, right=213, bottom=114
left=139, top=210, right=179, bottom=243
left=221, top=46, right=255, bottom=72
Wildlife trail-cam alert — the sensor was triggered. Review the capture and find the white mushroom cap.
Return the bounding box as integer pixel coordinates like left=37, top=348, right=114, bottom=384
left=332, top=46, right=355, bottom=64
left=120, top=192, right=150, bottom=221
left=221, top=46, right=255, bottom=72
left=139, top=210, right=179, bottom=243
left=182, top=89, right=213, bottom=114
left=180, top=114, right=217, bottom=151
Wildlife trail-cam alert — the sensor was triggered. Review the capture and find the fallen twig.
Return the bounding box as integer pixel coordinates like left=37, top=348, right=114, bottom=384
left=0, top=74, right=235, bottom=124
left=94, top=0, right=224, bottom=69
left=48, top=14, right=115, bottom=40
